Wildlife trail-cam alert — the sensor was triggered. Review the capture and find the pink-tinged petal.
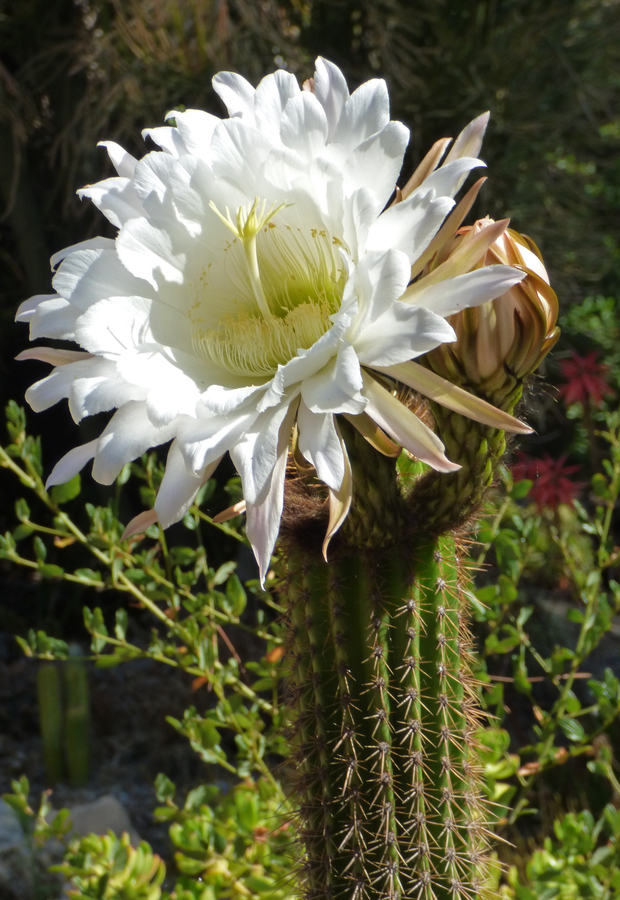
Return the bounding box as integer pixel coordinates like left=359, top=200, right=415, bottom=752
left=92, top=402, right=177, bottom=485
left=362, top=373, right=460, bottom=473
left=213, top=500, right=247, bottom=523
left=301, top=343, right=366, bottom=415
left=155, top=441, right=223, bottom=528
left=323, top=424, right=352, bottom=559
left=245, top=402, right=298, bottom=586
left=376, top=361, right=533, bottom=434
left=355, top=303, right=455, bottom=367
left=297, top=402, right=345, bottom=491
left=444, top=112, right=490, bottom=165
left=405, top=266, right=526, bottom=317
left=314, top=57, right=349, bottom=140
left=16, top=348, right=92, bottom=366
left=46, top=440, right=98, bottom=488
left=121, top=509, right=158, bottom=541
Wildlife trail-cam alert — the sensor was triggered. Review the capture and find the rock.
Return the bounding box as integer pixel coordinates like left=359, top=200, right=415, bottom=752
left=65, top=794, right=141, bottom=846
left=0, top=798, right=34, bottom=900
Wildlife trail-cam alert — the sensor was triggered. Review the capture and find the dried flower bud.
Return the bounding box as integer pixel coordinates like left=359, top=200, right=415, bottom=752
left=424, top=218, right=560, bottom=403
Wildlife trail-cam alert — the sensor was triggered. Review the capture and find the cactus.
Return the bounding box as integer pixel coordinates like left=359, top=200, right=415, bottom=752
left=280, top=227, right=560, bottom=899
left=38, top=663, right=65, bottom=785
left=64, top=647, right=90, bottom=788
left=37, top=648, right=90, bottom=788
left=285, top=459, right=491, bottom=900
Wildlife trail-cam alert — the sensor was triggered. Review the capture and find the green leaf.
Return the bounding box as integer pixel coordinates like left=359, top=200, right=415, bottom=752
left=558, top=717, right=586, bottom=743
left=33, top=535, right=47, bottom=563
left=510, top=479, right=533, bottom=499
left=50, top=474, right=81, bottom=504
left=225, top=573, right=247, bottom=617
left=39, top=564, right=64, bottom=580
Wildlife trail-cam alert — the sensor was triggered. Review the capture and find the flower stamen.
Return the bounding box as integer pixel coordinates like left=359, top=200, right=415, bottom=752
left=209, top=197, right=286, bottom=321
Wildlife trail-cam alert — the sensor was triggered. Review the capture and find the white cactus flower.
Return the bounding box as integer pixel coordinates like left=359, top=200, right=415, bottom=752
left=17, top=58, right=528, bottom=581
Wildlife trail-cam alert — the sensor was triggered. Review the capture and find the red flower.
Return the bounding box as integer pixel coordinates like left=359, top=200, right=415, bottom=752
left=557, top=351, right=612, bottom=407
left=512, top=452, right=584, bottom=509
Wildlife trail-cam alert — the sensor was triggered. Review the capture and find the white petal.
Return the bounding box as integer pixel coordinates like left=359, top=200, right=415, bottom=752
left=245, top=402, right=297, bottom=586
left=116, top=218, right=186, bottom=288
left=178, top=408, right=259, bottom=474
left=78, top=177, right=142, bottom=228
left=355, top=303, right=456, bottom=367
left=212, top=71, right=256, bottom=118
left=353, top=249, right=411, bottom=332
left=98, top=141, right=138, bottom=177
left=410, top=157, right=484, bottom=201
left=92, top=402, right=177, bottom=485
left=362, top=374, right=459, bottom=473
left=230, top=401, right=295, bottom=506
left=408, top=265, right=527, bottom=317
left=323, top=424, right=352, bottom=558
left=334, top=78, right=390, bottom=149
left=254, top=69, right=300, bottom=134
left=155, top=440, right=222, bottom=528
left=280, top=92, right=328, bottom=160
left=16, top=294, right=55, bottom=323
left=50, top=237, right=114, bottom=271
left=53, top=246, right=147, bottom=310
left=172, top=109, right=219, bottom=156
left=46, top=440, right=98, bottom=488
left=367, top=189, right=453, bottom=262
left=300, top=343, right=366, bottom=415
left=280, top=310, right=353, bottom=388
left=27, top=296, right=77, bottom=341
left=297, top=402, right=344, bottom=490
left=343, top=121, right=409, bottom=209
left=314, top=57, right=349, bottom=141
left=141, top=125, right=185, bottom=156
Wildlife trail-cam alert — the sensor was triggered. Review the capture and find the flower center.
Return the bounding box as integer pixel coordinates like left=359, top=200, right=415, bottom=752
left=192, top=198, right=347, bottom=379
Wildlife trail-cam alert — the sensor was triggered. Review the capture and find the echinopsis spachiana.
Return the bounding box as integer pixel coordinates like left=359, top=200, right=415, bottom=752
left=279, top=224, right=559, bottom=900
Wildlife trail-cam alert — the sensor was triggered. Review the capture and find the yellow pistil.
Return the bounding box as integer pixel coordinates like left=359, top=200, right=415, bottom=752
left=209, top=197, right=286, bottom=320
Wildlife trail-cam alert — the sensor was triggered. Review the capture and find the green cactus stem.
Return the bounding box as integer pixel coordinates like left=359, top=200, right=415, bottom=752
left=64, top=648, right=90, bottom=788
left=283, top=413, right=495, bottom=900
left=286, top=536, right=491, bottom=900
left=38, top=662, right=65, bottom=785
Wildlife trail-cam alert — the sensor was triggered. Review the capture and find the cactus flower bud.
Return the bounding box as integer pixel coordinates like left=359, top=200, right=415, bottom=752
left=424, top=217, right=560, bottom=404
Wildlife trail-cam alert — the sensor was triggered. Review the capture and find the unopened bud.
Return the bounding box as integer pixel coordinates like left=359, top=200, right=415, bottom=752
left=425, top=218, right=560, bottom=405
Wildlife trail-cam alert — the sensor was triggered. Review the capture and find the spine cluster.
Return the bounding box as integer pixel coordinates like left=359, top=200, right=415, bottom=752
left=286, top=537, right=492, bottom=900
